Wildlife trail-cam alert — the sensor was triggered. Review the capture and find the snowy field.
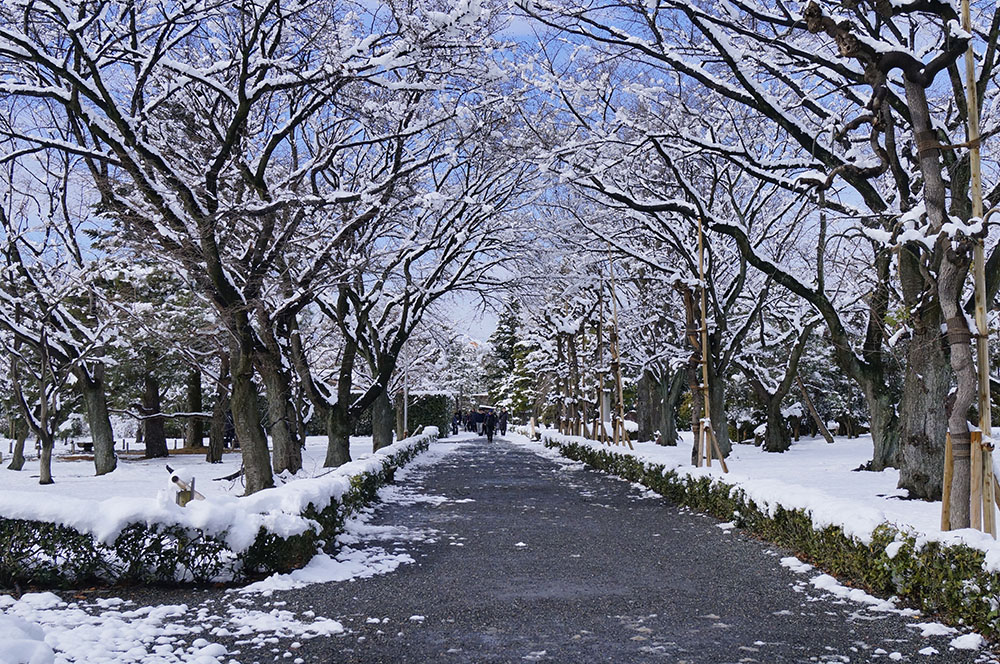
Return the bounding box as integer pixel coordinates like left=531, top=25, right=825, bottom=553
left=0, top=435, right=478, bottom=664
left=0, top=435, right=382, bottom=502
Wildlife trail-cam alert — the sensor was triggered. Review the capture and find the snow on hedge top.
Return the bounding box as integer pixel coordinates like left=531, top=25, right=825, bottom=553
left=0, top=429, right=437, bottom=553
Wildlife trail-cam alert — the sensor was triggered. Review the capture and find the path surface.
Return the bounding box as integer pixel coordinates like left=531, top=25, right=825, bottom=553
left=245, top=437, right=994, bottom=663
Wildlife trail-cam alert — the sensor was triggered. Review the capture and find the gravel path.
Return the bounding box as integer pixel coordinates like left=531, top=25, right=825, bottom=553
left=252, top=437, right=996, bottom=663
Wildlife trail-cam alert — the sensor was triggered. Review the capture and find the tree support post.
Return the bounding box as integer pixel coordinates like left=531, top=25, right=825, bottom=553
left=962, top=0, right=996, bottom=537
left=697, top=217, right=727, bottom=472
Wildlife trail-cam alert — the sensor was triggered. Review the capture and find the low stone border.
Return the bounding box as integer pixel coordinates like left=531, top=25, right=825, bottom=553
left=541, top=434, right=1000, bottom=639
left=0, top=430, right=437, bottom=588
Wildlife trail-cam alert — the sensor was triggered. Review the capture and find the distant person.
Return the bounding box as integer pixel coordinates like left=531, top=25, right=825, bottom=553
left=499, top=408, right=508, bottom=436
left=452, top=410, right=461, bottom=435
left=475, top=408, right=485, bottom=435
left=484, top=409, right=498, bottom=443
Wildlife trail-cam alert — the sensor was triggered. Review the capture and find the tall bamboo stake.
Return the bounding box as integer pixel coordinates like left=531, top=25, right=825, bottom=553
left=942, top=432, right=954, bottom=530
left=596, top=285, right=607, bottom=444
left=973, top=430, right=984, bottom=531
left=606, top=245, right=633, bottom=449
left=698, top=217, right=714, bottom=467
left=962, top=0, right=996, bottom=537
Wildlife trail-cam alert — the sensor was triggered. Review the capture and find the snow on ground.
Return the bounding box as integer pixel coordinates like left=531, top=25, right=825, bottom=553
left=0, top=435, right=476, bottom=664
left=0, top=435, right=412, bottom=551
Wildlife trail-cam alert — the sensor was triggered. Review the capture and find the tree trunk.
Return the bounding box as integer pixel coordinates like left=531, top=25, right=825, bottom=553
left=258, top=356, right=301, bottom=475
left=207, top=353, right=230, bottom=464
left=325, top=333, right=358, bottom=467
left=903, top=77, right=973, bottom=525
left=76, top=366, right=116, bottom=475
left=395, top=390, right=406, bottom=439
left=230, top=345, right=274, bottom=494
left=7, top=422, right=27, bottom=471
left=372, top=388, right=394, bottom=451
left=708, top=367, right=731, bottom=457
left=636, top=370, right=657, bottom=443
left=38, top=432, right=53, bottom=485
left=184, top=369, right=204, bottom=449
left=658, top=369, right=686, bottom=446
left=896, top=270, right=950, bottom=498
left=142, top=370, right=168, bottom=459
left=762, top=400, right=791, bottom=453
left=325, top=404, right=352, bottom=467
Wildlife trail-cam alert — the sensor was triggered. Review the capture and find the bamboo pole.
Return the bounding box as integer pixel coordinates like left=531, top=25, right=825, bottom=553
left=708, top=425, right=729, bottom=473
left=942, top=432, right=954, bottom=531
left=972, top=430, right=984, bottom=531
left=606, top=245, right=633, bottom=450
left=962, top=0, right=995, bottom=537
left=985, top=445, right=996, bottom=534
left=698, top=217, right=714, bottom=467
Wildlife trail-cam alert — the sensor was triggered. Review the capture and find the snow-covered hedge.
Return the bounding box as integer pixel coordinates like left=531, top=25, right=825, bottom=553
left=540, top=432, right=1000, bottom=639
left=0, top=429, right=437, bottom=587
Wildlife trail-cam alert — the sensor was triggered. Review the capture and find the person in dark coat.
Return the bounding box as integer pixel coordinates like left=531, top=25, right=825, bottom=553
left=498, top=408, right=508, bottom=436
left=452, top=410, right=461, bottom=435
left=484, top=409, right=498, bottom=443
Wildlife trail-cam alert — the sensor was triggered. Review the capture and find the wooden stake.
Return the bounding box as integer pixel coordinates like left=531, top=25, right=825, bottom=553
left=984, top=446, right=996, bottom=535
left=606, top=245, right=633, bottom=450
left=797, top=376, right=835, bottom=444
left=972, top=429, right=983, bottom=531
left=707, top=424, right=729, bottom=473
left=962, top=0, right=995, bottom=538
left=942, top=432, right=954, bottom=531
left=698, top=217, right=716, bottom=468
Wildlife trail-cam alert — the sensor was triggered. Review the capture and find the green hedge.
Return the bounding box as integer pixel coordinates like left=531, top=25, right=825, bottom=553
left=0, top=433, right=433, bottom=588
left=544, top=436, right=1000, bottom=639
left=404, top=393, right=452, bottom=438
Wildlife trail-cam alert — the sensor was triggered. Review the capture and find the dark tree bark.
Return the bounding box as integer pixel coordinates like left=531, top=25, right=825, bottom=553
left=7, top=420, right=27, bottom=471
left=259, top=356, right=301, bottom=475
left=75, top=365, right=116, bottom=475
left=901, top=78, right=976, bottom=527
left=324, top=334, right=358, bottom=467
left=636, top=370, right=657, bottom=443
left=184, top=369, right=204, bottom=449
left=896, top=248, right=950, bottom=499
left=38, top=431, right=53, bottom=485
left=230, top=344, right=274, bottom=494
left=658, top=368, right=686, bottom=447
left=325, top=403, right=353, bottom=467
left=372, top=388, right=394, bottom=451
left=207, top=353, right=230, bottom=464
left=142, top=369, right=168, bottom=459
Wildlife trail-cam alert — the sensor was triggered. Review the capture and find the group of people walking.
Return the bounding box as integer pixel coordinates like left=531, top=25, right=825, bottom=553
left=453, top=406, right=509, bottom=443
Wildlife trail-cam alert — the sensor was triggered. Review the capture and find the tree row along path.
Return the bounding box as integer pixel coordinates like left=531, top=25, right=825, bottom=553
left=119, top=437, right=997, bottom=663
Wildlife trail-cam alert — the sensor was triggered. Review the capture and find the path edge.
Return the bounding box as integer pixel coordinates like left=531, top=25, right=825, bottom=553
left=536, top=432, right=1000, bottom=640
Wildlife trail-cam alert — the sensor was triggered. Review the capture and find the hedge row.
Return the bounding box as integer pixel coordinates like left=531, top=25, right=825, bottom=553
left=0, top=432, right=435, bottom=588
left=543, top=435, right=1000, bottom=639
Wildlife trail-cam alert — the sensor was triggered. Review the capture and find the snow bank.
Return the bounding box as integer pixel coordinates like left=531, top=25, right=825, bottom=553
left=0, top=429, right=438, bottom=585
